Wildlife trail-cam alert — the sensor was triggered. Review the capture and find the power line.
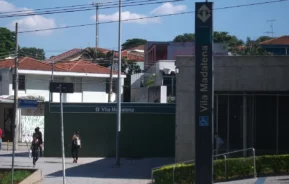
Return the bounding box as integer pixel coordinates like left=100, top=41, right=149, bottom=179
left=0, top=0, right=182, bottom=19
left=18, top=0, right=288, bottom=34
left=0, top=0, right=152, bottom=15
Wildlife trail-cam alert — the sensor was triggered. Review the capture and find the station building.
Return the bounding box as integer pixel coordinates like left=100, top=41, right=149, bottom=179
left=175, top=56, right=289, bottom=162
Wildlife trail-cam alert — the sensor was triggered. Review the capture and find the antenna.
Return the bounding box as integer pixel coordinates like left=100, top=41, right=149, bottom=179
left=265, top=19, right=276, bottom=37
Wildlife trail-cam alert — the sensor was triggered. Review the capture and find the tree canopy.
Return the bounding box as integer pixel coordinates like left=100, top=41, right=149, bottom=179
left=173, top=33, right=195, bottom=42
left=19, top=47, right=46, bottom=60
left=173, top=32, right=274, bottom=55
left=121, top=58, right=142, bottom=75
left=0, top=28, right=16, bottom=59
left=121, top=38, right=147, bottom=50
left=0, top=27, right=46, bottom=60
left=235, top=36, right=272, bottom=56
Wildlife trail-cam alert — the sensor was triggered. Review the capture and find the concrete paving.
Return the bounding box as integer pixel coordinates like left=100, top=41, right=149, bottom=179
left=2, top=151, right=289, bottom=184
left=215, top=176, right=289, bottom=184
left=0, top=150, right=173, bottom=184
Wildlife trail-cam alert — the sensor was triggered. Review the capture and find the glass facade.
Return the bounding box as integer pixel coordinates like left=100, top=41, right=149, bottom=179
left=214, top=93, right=289, bottom=156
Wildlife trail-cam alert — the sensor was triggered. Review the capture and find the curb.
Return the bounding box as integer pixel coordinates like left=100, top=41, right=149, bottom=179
left=19, top=169, right=42, bottom=184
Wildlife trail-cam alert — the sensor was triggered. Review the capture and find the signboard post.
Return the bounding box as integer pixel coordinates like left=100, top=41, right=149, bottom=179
left=195, top=2, right=214, bottom=184
left=49, top=82, right=74, bottom=184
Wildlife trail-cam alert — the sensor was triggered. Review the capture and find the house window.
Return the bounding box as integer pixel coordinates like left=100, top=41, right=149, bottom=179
left=105, top=78, right=117, bottom=93
left=72, top=77, right=82, bottom=92
left=12, top=75, right=25, bottom=90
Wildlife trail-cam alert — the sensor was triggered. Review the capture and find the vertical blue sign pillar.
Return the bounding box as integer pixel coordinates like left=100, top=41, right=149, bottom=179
left=195, top=2, right=214, bottom=184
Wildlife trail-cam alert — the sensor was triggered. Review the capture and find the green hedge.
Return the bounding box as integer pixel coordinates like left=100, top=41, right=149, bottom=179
left=153, top=155, right=289, bottom=184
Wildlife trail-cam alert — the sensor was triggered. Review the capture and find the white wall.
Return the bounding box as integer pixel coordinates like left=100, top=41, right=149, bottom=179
left=5, top=72, right=124, bottom=103
left=0, top=68, right=11, bottom=96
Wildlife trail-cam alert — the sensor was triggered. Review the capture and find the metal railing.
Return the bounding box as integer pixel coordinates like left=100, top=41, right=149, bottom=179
left=151, top=148, right=256, bottom=184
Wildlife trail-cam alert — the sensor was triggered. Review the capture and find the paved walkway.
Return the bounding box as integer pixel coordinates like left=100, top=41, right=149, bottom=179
left=2, top=151, right=289, bottom=184
left=0, top=151, right=173, bottom=184
left=215, top=176, right=289, bottom=184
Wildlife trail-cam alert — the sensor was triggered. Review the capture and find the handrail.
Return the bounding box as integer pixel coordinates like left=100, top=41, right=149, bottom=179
left=151, top=147, right=256, bottom=184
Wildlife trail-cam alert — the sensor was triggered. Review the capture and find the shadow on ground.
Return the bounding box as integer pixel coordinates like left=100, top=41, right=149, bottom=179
left=0, top=152, right=29, bottom=157
left=47, top=157, right=173, bottom=179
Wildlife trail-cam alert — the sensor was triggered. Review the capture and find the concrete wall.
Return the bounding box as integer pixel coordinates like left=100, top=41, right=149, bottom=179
left=4, top=73, right=123, bottom=103
left=131, top=86, right=167, bottom=103
left=148, top=86, right=167, bottom=103
left=175, top=55, right=289, bottom=162
left=0, top=69, right=11, bottom=95
left=131, top=87, right=148, bottom=102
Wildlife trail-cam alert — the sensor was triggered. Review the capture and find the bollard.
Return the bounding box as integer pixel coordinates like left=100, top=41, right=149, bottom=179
left=7, top=140, right=9, bottom=151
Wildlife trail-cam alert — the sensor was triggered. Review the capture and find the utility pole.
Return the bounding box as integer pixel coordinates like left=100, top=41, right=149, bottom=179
left=108, top=50, right=115, bottom=102
left=11, top=22, right=18, bottom=184
left=116, top=0, right=122, bottom=166
left=265, top=19, right=276, bottom=37
left=94, top=2, right=100, bottom=56
left=50, top=61, right=54, bottom=102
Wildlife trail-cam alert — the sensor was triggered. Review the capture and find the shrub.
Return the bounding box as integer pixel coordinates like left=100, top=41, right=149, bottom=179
left=152, top=154, right=289, bottom=184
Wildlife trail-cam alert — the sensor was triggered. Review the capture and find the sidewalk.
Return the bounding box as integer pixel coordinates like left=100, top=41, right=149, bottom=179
left=0, top=151, right=173, bottom=184
left=215, top=176, right=289, bottom=184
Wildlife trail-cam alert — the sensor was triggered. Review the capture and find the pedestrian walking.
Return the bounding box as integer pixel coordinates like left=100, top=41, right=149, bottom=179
left=71, top=131, right=81, bottom=163
left=33, top=127, right=43, bottom=156
left=30, top=135, right=40, bottom=167
left=0, top=127, right=3, bottom=151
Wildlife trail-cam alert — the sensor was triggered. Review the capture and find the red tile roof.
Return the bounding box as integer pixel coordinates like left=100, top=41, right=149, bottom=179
left=0, top=57, right=63, bottom=71
left=46, top=48, right=112, bottom=63
left=259, top=36, right=289, bottom=45
left=46, top=48, right=82, bottom=62
left=0, top=57, right=119, bottom=75
left=55, top=60, right=118, bottom=74
left=114, top=50, right=144, bottom=62
left=127, top=45, right=145, bottom=51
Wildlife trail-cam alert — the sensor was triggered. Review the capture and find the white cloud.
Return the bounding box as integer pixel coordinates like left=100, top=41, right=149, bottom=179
left=1, top=0, right=56, bottom=36
left=8, top=15, right=57, bottom=36
left=0, top=0, right=32, bottom=13
left=150, top=2, right=187, bottom=15
left=92, top=11, right=160, bottom=24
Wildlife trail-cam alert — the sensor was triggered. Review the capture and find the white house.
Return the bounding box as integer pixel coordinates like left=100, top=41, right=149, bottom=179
left=0, top=57, right=126, bottom=146
left=0, top=57, right=126, bottom=103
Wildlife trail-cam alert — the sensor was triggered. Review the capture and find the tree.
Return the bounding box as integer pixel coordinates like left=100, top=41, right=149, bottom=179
left=173, top=32, right=244, bottom=53
left=82, top=47, right=110, bottom=67
left=236, top=36, right=273, bottom=56
left=19, top=47, right=46, bottom=60
left=121, top=38, right=147, bottom=50
left=121, top=58, right=142, bottom=75
left=213, top=31, right=244, bottom=53
left=0, top=27, right=16, bottom=59
left=173, top=33, right=195, bottom=42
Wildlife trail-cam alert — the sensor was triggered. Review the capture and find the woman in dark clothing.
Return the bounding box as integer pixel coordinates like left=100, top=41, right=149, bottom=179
left=71, top=131, right=81, bottom=163
left=30, top=136, right=40, bottom=167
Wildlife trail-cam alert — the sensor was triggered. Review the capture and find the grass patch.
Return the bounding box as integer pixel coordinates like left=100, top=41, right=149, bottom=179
left=0, top=169, right=33, bottom=184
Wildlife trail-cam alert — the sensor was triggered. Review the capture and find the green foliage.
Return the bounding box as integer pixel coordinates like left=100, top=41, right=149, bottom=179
left=236, top=37, right=273, bottom=56
left=173, top=33, right=195, bottom=42
left=145, top=73, right=156, bottom=87
left=153, top=155, right=289, bottom=184
left=121, top=58, right=142, bottom=75
left=0, top=27, right=16, bottom=59
left=0, top=170, right=32, bottom=184
left=121, top=38, right=147, bottom=50
left=19, top=47, right=46, bottom=60
left=173, top=32, right=274, bottom=56
left=82, top=47, right=113, bottom=67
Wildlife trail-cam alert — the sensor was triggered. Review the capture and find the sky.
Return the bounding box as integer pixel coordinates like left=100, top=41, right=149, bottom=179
left=0, top=0, right=289, bottom=58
